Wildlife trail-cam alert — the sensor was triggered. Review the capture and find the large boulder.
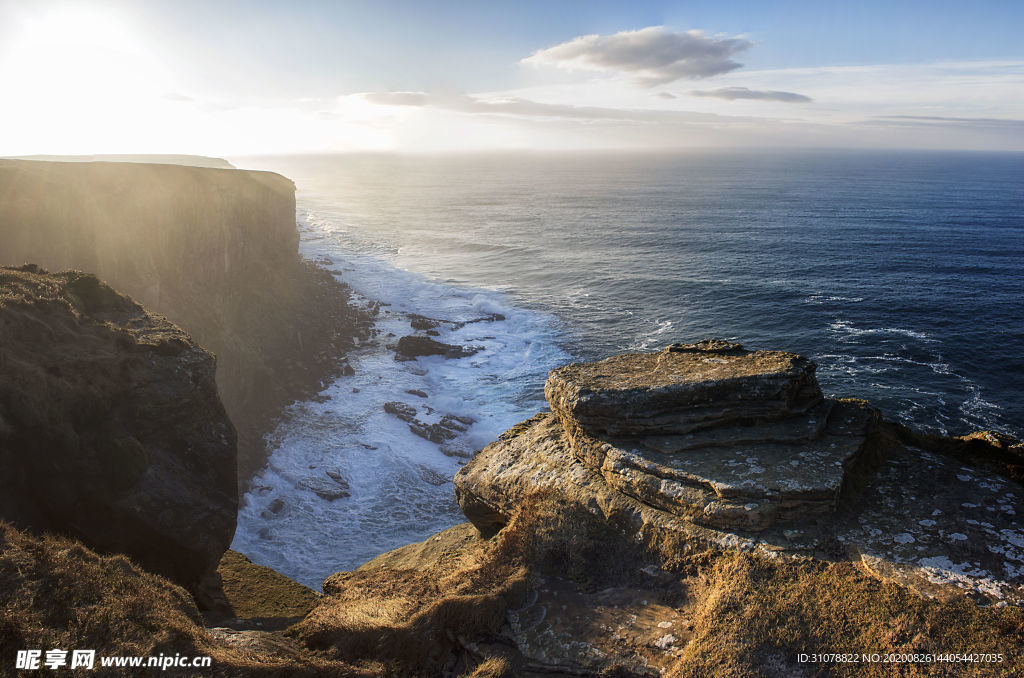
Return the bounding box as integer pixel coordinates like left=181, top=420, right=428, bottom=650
left=0, top=265, right=237, bottom=596
left=394, top=335, right=480, bottom=361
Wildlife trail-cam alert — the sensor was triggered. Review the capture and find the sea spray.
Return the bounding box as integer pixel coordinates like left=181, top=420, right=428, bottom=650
left=232, top=211, right=570, bottom=587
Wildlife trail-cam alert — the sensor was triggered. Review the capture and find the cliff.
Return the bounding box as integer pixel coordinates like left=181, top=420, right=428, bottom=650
left=0, top=159, right=369, bottom=482
left=2, top=154, right=236, bottom=169
left=0, top=266, right=236, bottom=600
left=295, top=342, right=1023, bottom=676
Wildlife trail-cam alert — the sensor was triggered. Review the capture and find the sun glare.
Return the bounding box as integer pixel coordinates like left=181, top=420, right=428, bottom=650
left=0, top=6, right=176, bottom=154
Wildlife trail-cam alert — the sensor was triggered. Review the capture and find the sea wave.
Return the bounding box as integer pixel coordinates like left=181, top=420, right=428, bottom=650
left=827, top=319, right=935, bottom=342
left=232, top=208, right=571, bottom=587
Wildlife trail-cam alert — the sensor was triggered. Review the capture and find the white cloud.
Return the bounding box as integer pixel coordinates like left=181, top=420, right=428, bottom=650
left=868, top=115, right=1024, bottom=129
left=360, top=91, right=759, bottom=125
left=689, top=86, right=812, bottom=103
left=522, top=26, right=752, bottom=86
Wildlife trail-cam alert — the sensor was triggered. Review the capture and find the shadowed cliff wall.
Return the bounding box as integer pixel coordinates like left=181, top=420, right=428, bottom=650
left=0, top=159, right=366, bottom=484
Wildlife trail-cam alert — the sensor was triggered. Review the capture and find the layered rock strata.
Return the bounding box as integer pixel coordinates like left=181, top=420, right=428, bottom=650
left=456, top=341, right=1024, bottom=606
left=538, top=340, right=872, bottom=531
left=0, top=265, right=236, bottom=595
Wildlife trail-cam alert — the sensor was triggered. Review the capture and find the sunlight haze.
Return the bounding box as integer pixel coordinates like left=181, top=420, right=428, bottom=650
left=1, top=0, right=1021, bottom=155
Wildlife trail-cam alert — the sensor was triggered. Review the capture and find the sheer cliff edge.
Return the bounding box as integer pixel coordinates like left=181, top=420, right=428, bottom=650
left=0, top=158, right=371, bottom=485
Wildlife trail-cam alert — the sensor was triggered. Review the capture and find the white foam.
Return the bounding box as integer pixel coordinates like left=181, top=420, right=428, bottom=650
left=828, top=319, right=934, bottom=342
left=231, top=206, right=571, bottom=588
left=804, top=294, right=865, bottom=304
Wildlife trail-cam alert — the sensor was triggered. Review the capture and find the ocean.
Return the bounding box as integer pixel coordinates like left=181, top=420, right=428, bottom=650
left=229, top=149, right=1024, bottom=587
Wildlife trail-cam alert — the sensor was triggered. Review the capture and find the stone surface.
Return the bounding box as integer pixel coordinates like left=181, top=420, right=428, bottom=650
left=545, top=340, right=822, bottom=437
left=455, top=342, right=1023, bottom=606
left=0, top=265, right=237, bottom=595
left=394, top=334, right=481, bottom=361
left=455, top=413, right=729, bottom=542
left=496, top=575, right=680, bottom=677
left=564, top=401, right=873, bottom=530
left=455, top=411, right=1024, bottom=607
left=535, top=342, right=870, bottom=531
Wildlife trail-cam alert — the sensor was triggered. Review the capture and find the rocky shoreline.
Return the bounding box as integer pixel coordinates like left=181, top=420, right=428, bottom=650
left=1, top=163, right=1021, bottom=676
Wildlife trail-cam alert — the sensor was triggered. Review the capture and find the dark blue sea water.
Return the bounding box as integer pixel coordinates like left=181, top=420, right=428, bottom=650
left=232, top=150, right=1024, bottom=585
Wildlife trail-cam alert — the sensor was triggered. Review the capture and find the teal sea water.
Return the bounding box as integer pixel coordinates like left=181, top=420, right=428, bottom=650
left=231, top=150, right=1024, bottom=586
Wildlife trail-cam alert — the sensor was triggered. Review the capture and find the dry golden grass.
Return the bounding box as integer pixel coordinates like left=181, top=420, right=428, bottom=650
left=293, top=492, right=1024, bottom=677
left=216, top=550, right=319, bottom=622
left=0, top=522, right=381, bottom=677
left=291, top=524, right=529, bottom=673
left=461, top=656, right=514, bottom=678
left=13, top=486, right=1011, bottom=676
left=291, top=494, right=664, bottom=675
left=0, top=521, right=208, bottom=660
left=671, top=551, right=1024, bottom=677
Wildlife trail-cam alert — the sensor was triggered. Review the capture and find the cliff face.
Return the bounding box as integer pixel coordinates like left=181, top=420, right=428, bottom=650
left=0, top=265, right=236, bottom=595
left=0, top=159, right=367, bottom=482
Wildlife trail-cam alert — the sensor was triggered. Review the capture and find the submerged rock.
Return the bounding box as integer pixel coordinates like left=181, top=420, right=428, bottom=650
left=394, top=335, right=481, bottom=360
left=298, top=474, right=350, bottom=501
left=0, top=265, right=237, bottom=598
left=383, top=401, right=475, bottom=444
left=408, top=314, right=441, bottom=331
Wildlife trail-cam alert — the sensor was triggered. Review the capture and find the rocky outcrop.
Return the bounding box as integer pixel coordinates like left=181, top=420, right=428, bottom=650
left=464, top=341, right=875, bottom=533
left=0, top=159, right=370, bottom=484
left=0, top=265, right=236, bottom=596
left=456, top=341, right=1024, bottom=608
left=545, top=339, right=823, bottom=436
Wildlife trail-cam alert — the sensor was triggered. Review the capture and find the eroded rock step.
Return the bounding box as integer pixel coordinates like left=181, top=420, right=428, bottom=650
left=634, top=399, right=834, bottom=453
left=545, top=340, right=823, bottom=436
left=563, top=401, right=872, bottom=530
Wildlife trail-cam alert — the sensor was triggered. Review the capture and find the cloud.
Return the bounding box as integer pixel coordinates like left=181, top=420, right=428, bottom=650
left=521, top=26, right=752, bottom=86
left=657, top=92, right=677, bottom=99
left=689, top=87, right=812, bottom=103
left=868, top=115, right=1024, bottom=129
left=162, top=92, right=193, bottom=102
left=361, top=91, right=430, bottom=107
left=360, top=91, right=761, bottom=126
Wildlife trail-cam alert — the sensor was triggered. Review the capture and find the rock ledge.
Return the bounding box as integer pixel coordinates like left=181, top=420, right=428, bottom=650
left=540, top=340, right=868, bottom=530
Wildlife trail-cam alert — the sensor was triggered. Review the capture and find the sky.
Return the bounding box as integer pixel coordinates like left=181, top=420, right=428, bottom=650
left=0, top=0, right=1022, bottom=155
